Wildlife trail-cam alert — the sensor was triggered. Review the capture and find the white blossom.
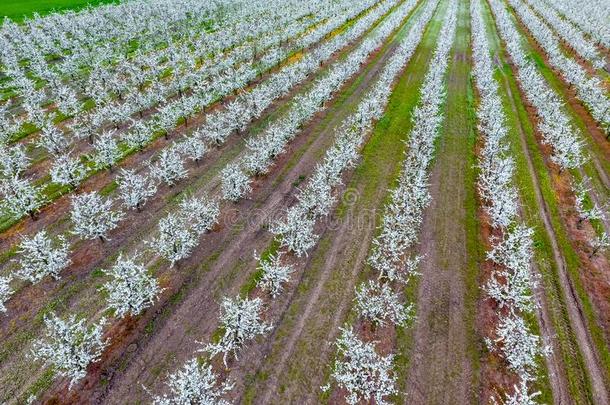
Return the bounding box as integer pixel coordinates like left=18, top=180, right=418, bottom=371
left=92, top=131, right=121, bottom=170
left=0, top=276, right=13, bottom=313
left=102, top=253, right=161, bottom=318
left=70, top=192, right=123, bottom=241
left=255, top=251, right=294, bottom=297
left=32, top=313, right=107, bottom=389
left=50, top=153, right=87, bottom=188
left=488, top=314, right=550, bottom=382
left=0, top=176, right=45, bottom=219
left=149, top=213, right=198, bottom=266
left=270, top=206, right=316, bottom=257
left=150, top=149, right=188, bottom=186
left=117, top=169, right=157, bottom=211
left=590, top=232, right=609, bottom=257
left=151, top=358, right=234, bottom=405
left=36, top=123, right=69, bottom=155
left=0, top=144, right=29, bottom=177
left=354, top=280, right=413, bottom=327
left=202, top=296, right=271, bottom=366
left=16, top=231, right=71, bottom=283
left=221, top=163, right=251, bottom=202
left=178, top=196, right=219, bottom=235
left=330, top=327, right=397, bottom=405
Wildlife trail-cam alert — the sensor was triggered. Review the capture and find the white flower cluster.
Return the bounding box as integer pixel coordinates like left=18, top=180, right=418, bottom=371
left=148, top=196, right=219, bottom=266
left=508, top=0, right=610, bottom=134
left=102, top=253, right=162, bottom=318
left=150, top=358, right=234, bottom=405
left=471, top=1, right=548, bottom=402
left=31, top=313, right=108, bottom=389
left=15, top=230, right=71, bottom=283
left=331, top=327, right=398, bottom=405
left=202, top=296, right=272, bottom=367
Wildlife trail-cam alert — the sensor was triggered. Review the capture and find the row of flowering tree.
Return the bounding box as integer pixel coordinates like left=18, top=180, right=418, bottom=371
left=0, top=0, right=363, bottom=228
left=322, top=1, right=457, bottom=402
left=507, top=0, right=609, bottom=135
left=524, top=0, right=606, bottom=69
left=538, top=0, right=610, bottom=49
left=472, top=0, right=550, bottom=402
left=220, top=0, right=417, bottom=204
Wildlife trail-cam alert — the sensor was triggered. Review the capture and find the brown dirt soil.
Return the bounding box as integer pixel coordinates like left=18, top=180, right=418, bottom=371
left=403, top=121, right=475, bottom=404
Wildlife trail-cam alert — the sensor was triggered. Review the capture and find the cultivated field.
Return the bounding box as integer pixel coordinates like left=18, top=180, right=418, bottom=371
left=0, top=0, right=608, bottom=403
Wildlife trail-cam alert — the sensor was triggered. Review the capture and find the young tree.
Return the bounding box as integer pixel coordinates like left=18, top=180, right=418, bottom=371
left=92, top=131, right=121, bottom=171
left=149, top=213, right=198, bottom=266
left=178, top=196, right=219, bottom=235
left=117, top=169, right=157, bottom=211
left=270, top=206, right=316, bottom=257
left=0, top=275, right=12, bottom=313
left=150, top=149, right=188, bottom=186
left=329, top=327, right=397, bottom=405
left=255, top=251, right=294, bottom=298
left=71, top=192, right=123, bottom=241
left=488, top=314, right=550, bottom=381
left=178, top=135, right=207, bottom=164
left=31, top=313, right=107, bottom=389
left=102, top=253, right=161, bottom=318
left=122, top=121, right=152, bottom=151
left=221, top=163, right=251, bottom=202
left=590, top=232, right=609, bottom=258
left=16, top=231, right=71, bottom=283
left=50, top=153, right=87, bottom=189
left=493, top=379, right=541, bottom=405
left=354, top=280, right=413, bottom=327
left=203, top=296, right=271, bottom=367
left=0, top=144, right=30, bottom=177
left=55, top=85, right=80, bottom=117
left=487, top=224, right=534, bottom=275
left=151, top=358, right=234, bottom=405
left=0, top=176, right=45, bottom=219
left=36, top=123, right=69, bottom=156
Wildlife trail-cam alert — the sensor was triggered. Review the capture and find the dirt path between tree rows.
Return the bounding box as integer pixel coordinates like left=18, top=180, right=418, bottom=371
left=404, top=1, right=477, bottom=402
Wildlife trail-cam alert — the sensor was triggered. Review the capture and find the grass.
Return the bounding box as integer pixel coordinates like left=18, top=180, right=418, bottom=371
left=1, top=0, right=119, bottom=21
